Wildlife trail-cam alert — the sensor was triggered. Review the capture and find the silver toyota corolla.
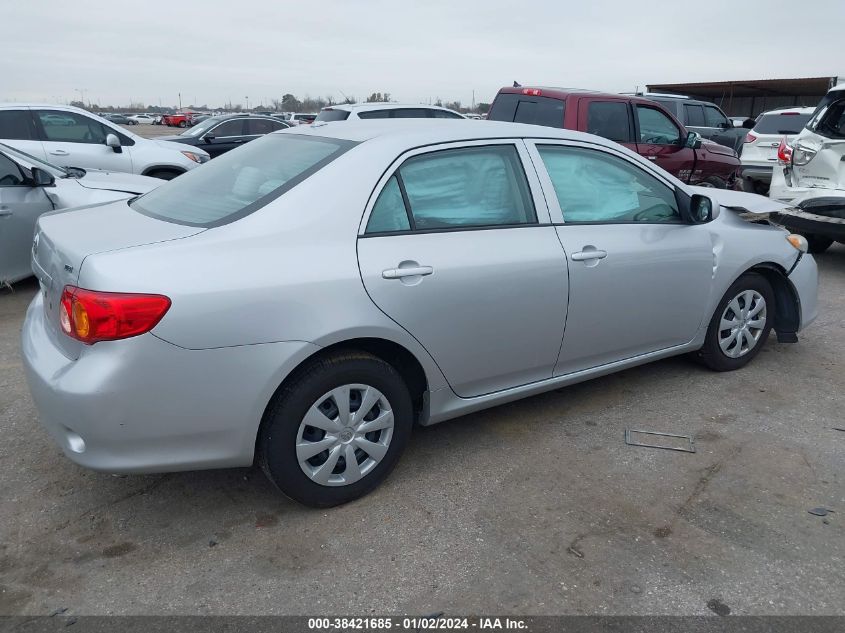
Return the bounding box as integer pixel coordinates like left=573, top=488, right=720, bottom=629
left=22, top=121, right=818, bottom=507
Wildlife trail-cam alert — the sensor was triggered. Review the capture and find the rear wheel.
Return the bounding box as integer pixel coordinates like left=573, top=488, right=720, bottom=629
left=697, top=273, right=774, bottom=371
left=804, top=235, right=833, bottom=254
left=177, top=121, right=187, bottom=128
left=259, top=352, right=413, bottom=507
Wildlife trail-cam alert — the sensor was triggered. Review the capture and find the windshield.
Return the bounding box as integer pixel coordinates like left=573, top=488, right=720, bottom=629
left=754, top=112, right=813, bottom=134
left=181, top=116, right=223, bottom=137
left=130, top=133, right=356, bottom=227
left=0, top=142, right=68, bottom=177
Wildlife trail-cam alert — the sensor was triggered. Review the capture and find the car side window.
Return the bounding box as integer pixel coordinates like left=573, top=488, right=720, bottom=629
left=357, top=110, right=391, bottom=120
left=537, top=145, right=680, bottom=224
left=586, top=101, right=632, bottom=142
left=36, top=110, right=111, bottom=144
left=512, top=97, right=565, bottom=128
left=0, top=153, right=24, bottom=186
left=366, top=175, right=411, bottom=233
left=431, top=109, right=463, bottom=119
left=703, top=106, right=728, bottom=128
left=391, top=109, right=429, bottom=118
left=0, top=110, right=38, bottom=140
left=635, top=106, right=681, bottom=145
left=365, top=145, right=536, bottom=233
left=210, top=120, right=244, bottom=137
left=684, top=104, right=705, bottom=127
left=247, top=118, right=284, bottom=135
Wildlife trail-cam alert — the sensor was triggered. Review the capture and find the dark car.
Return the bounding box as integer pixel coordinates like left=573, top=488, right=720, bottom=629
left=488, top=86, right=740, bottom=189
left=103, top=113, right=131, bottom=125
left=635, top=93, right=751, bottom=153
left=157, top=114, right=291, bottom=158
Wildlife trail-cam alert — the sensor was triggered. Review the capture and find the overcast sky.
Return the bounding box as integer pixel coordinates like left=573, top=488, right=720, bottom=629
left=3, top=0, right=843, bottom=109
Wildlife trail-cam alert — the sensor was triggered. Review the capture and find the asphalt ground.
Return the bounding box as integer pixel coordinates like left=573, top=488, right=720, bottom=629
left=0, top=242, right=843, bottom=616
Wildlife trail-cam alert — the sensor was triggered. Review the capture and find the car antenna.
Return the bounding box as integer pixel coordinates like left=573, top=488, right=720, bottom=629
left=513, top=81, right=522, bottom=88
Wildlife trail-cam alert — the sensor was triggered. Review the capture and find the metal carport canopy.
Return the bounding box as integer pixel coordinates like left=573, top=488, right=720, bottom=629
left=646, top=77, right=842, bottom=98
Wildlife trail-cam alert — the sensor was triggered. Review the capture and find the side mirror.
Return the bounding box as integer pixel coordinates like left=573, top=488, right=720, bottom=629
left=742, top=118, right=756, bottom=129
left=691, top=194, right=714, bottom=223
left=105, top=133, right=122, bottom=153
left=30, top=167, right=55, bottom=187
left=685, top=131, right=702, bottom=149
left=202, top=134, right=214, bottom=142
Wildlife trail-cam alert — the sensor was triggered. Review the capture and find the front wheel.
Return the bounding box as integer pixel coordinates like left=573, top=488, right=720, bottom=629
left=697, top=273, right=774, bottom=371
left=258, top=352, right=413, bottom=507
left=699, top=176, right=727, bottom=189
left=177, top=121, right=187, bottom=128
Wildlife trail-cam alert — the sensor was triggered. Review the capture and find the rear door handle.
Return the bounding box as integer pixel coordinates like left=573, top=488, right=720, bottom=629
left=49, top=150, right=69, bottom=156
left=571, top=250, right=607, bottom=262
left=382, top=266, right=433, bottom=279
left=647, top=156, right=657, bottom=161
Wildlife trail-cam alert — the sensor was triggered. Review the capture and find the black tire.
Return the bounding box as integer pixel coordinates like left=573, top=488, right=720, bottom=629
left=146, top=169, right=181, bottom=181
left=258, top=351, right=413, bottom=508
left=178, top=121, right=187, bottom=128
left=697, top=273, right=774, bottom=372
left=701, top=176, right=727, bottom=189
left=804, top=235, right=833, bottom=254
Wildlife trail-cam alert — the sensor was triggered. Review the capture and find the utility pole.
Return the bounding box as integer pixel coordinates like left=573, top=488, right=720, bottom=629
left=75, top=88, right=87, bottom=107
left=178, top=92, right=182, bottom=110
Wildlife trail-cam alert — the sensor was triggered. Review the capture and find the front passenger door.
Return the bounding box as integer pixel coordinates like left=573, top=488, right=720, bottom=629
left=528, top=142, right=713, bottom=375
left=203, top=119, right=247, bottom=156
left=634, top=104, right=696, bottom=183
left=34, top=110, right=134, bottom=172
left=357, top=141, right=569, bottom=398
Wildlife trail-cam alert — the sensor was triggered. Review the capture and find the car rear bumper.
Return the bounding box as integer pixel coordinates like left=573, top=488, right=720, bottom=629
left=21, top=292, right=319, bottom=474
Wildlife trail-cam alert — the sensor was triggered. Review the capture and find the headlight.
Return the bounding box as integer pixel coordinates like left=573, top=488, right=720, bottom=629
left=792, top=140, right=819, bottom=166
left=181, top=151, right=205, bottom=164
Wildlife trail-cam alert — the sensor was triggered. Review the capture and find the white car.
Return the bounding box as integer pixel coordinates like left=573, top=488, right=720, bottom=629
left=769, top=84, right=845, bottom=253
left=0, top=142, right=161, bottom=284
left=314, top=103, right=465, bottom=122
left=740, top=107, right=815, bottom=194
left=128, top=114, right=156, bottom=125
left=0, top=104, right=210, bottom=180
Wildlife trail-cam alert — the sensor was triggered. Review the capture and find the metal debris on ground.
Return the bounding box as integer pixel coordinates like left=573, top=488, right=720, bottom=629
left=625, top=429, right=696, bottom=453
left=808, top=507, right=835, bottom=517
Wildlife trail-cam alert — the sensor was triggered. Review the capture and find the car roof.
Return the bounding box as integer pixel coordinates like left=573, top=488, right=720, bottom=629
left=324, top=103, right=460, bottom=113
left=496, top=86, right=666, bottom=107
left=759, top=107, right=816, bottom=116
left=282, top=118, right=626, bottom=148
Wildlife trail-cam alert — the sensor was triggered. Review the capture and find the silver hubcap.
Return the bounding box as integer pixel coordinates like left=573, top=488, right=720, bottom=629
left=296, top=384, right=394, bottom=487
left=718, top=290, right=766, bottom=358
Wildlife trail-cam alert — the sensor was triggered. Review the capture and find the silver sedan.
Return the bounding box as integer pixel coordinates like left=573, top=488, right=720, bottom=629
left=22, top=121, right=818, bottom=507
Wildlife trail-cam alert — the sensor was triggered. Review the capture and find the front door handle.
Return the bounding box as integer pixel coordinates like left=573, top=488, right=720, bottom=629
left=382, top=265, right=433, bottom=279
left=571, top=249, right=607, bottom=262
left=0, top=209, right=12, bottom=218
left=49, top=150, right=69, bottom=156
left=647, top=156, right=657, bottom=161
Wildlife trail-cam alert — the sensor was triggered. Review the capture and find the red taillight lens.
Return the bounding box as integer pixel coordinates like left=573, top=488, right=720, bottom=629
left=522, top=88, right=542, bottom=96
left=744, top=132, right=757, bottom=143
left=59, top=286, right=171, bottom=345
left=777, top=137, right=793, bottom=164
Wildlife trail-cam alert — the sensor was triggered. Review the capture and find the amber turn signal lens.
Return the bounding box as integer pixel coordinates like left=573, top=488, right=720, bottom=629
left=786, top=234, right=808, bottom=253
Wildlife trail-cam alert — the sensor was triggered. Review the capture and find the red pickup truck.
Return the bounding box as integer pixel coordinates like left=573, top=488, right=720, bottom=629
left=488, top=87, right=740, bottom=189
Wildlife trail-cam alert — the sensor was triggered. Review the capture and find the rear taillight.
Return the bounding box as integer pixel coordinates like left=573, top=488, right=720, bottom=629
left=522, top=88, right=542, bottom=96
left=59, top=286, right=171, bottom=345
left=777, top=137, right=792, bottom=165
left=744, top=132, right=757, bottom=144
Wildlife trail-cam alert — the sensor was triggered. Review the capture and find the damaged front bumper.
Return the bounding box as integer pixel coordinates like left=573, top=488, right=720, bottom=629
left=773, top=197, right=845, bottom=242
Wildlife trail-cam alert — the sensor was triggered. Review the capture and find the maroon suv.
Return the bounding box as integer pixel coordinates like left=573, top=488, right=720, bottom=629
left=488, top=87, right=740, bottom=188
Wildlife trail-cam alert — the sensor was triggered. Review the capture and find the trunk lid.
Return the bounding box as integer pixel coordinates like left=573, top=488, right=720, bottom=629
left=31, top=198, right=204, bottom=359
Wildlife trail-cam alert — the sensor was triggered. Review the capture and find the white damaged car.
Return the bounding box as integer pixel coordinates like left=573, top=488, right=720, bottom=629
left=0, top=143, right=161, bottom=284
left=769, top=84, right=845, bottom=253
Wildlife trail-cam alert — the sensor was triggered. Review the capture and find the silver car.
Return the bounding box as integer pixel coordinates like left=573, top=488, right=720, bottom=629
left=22, top=121, right=818, bottom=507
left=0, top=143, right=161, bottom=285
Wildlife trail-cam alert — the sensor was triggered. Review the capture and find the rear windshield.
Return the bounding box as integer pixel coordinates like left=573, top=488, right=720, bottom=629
left=754, top=112, right=813, bottom=134
left=316, top=109, right=351, bottom=122
left=130, top=134, right=355, bottom=227
left=488, top=93, right=565, bottom=128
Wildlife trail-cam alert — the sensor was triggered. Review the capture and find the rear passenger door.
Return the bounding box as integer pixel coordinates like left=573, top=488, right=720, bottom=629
left=577, top=99, right=638, bottom=153
left=634, top=104, right=696, bottom=182
left=357, top=141, right=569, bottom=398
left=0, top=109, right=47, bottom=161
